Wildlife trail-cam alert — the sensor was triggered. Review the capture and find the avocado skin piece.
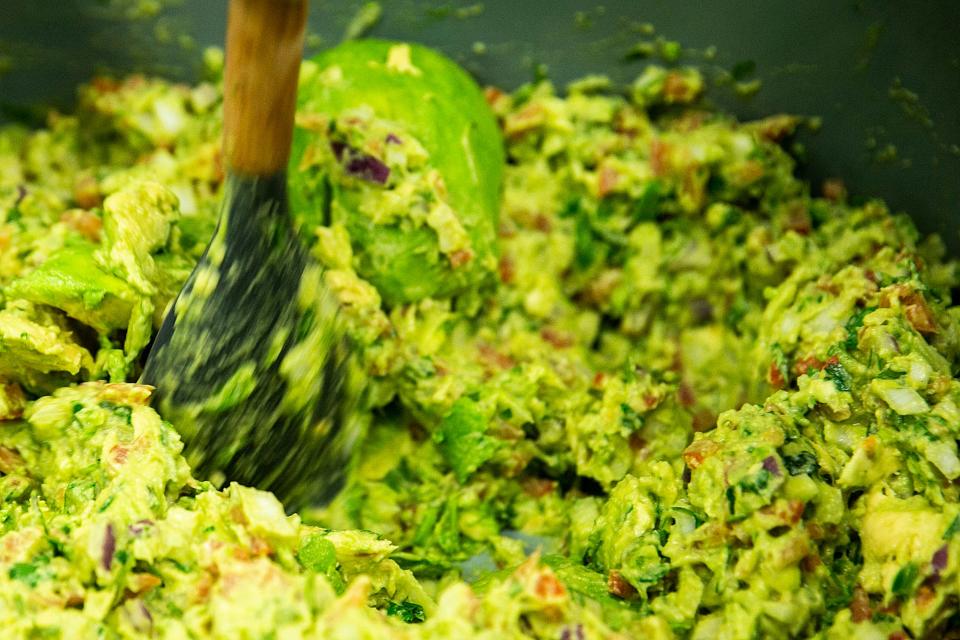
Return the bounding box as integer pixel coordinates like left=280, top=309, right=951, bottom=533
left=5, top=240, right=137, bottom=333
left=290, top=39, right=505, bottom=306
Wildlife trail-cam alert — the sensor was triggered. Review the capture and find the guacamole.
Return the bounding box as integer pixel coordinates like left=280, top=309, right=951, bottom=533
left=1, top=42, right=959, bottom=639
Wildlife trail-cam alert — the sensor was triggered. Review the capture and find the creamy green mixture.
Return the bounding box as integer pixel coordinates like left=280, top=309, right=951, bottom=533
left=1, top=41, right=959, bottom=639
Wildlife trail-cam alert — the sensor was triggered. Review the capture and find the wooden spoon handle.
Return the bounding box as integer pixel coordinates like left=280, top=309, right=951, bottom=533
left=223, top=0, right=308, bottom=176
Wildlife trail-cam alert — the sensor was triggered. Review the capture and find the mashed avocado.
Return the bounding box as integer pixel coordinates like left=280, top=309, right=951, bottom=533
left=0, top=41, right=959, bottom=639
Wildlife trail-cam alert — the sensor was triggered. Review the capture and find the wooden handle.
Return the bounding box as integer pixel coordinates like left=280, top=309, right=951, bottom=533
left=223, top=0, right=308, bottom=176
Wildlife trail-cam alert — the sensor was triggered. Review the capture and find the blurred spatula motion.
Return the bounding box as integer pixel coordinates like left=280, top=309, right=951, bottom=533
left=141, top=0, right=361, bottom=512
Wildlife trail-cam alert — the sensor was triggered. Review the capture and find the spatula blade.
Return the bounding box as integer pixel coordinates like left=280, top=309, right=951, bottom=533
left=142, top=173, right=361, bottom=511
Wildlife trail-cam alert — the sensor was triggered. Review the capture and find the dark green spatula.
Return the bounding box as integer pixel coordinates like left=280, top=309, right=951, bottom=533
left=141, top=0, right=359, bottom=512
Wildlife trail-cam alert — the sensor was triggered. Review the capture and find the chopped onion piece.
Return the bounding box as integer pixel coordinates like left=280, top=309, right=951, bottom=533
left=926, top=440, right=960, bottom=480
left=877, top=385, right=928, bottom=415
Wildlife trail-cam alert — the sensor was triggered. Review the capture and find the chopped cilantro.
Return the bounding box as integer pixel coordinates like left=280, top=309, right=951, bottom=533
left=782, top=451, right=820, bottom=476
left=434, top=397, right=499, bottom=483
left=843, top=306, right=875, bottom=350
left=738, top=469, right=771, bottom=493
left=876, top=368, right=904, bottom=379
left=574, top=212, right=597, bottom=269
left=9, top=556, right=49, bottom=587
left=824, top=362, right=852, bottom=392
left=632, top=180, right=661, bottom=221
left=620, top=403, right=643, bottom=431
left=891, top=562, right=919, bottom=599
left=944, top=515, right=960, bottom=540
left=386, top=600, right=426, bottom=624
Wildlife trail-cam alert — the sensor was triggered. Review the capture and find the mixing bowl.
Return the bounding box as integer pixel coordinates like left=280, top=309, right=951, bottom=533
left=2, top=1, right=957, bottom=252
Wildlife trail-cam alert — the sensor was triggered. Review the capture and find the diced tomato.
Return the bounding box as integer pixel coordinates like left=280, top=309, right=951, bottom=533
left=521, top=477, right=556, bottom=498
left=607, top=570, right=637, bottom=598
left=0, top=382, right=26, bottom=420
left=477, top=344, right=515, bottom=370
left=628, top=432, right=648, bottom=451
left=783, top=203, right=811, bottom=235
left=597, top=164, right=619, bottom=198
left=533, top=571, right=567, bottom=599
left=768, top=361, right=786, bottom=390
left=736, top=160, right=765, bottom=186
left=850, top=587, right=871, bottom=622
left=663, top=72, right=698, bottom=103
left=822, top=178, right=847, bottom=202
left=0, top=445, right=24, bottom=474
left=540, top=327, right=573, bottom=348
left=533, top=213, right=553, bottom=232
left=880, top=285, right=937, bottom=334
left=91, top=77, right=121, bottom=93
left=678, top=382, right=696, bottom=407
left=108, top=444, right=129, bottom=467
left=61, top=209, right=103, bottom=243
left=782, top=500, right=805, bottom=525
left=483, top=86, right=505, bottom=106
left=683, top=439, right=719, bottom=470
left=801, top=554, right=822, bottom=572
left=915, top=584, right=936, bottom=609
left=128, top=573, right=162, bottom=594
left=73, top=175, right=102, bottom=210
left=691, top=410, right=716, bottom=432
left=249, top=537, right=272, bottom=557
left=504, top=103, right=545, bottom=138
left=650, top=139, right=670, bottom=177
left=904, top=299, right=937, bottom=334
left=498, top=255, right=516, bottom=284
left=794, top=356, right=825, bottom=376
left=449, top=249, right=473, bottom=268
left=751, top=114, right=801, bottom=142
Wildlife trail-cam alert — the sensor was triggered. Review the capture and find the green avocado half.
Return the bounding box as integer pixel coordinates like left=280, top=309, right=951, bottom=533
left=289, top=39, right=504, bottom=306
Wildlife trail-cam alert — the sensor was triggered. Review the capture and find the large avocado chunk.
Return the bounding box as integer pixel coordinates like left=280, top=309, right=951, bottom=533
left=290, top=39, right=504, bottom=306
left=5, top=240, right=137, bottom=333
left=0, top=300, right=92, bottom=392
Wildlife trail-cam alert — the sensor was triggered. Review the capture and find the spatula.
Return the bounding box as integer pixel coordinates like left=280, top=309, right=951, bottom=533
left=141, top=0, right=360, bottom=512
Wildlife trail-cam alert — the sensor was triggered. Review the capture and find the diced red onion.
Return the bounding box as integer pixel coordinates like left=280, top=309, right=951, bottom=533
left=345, top=154, right=390, bottom=184
left=128, top=600, right=153, bottom=633
left=386, top=133, right=402, bottom=144
left=128, top=519, right=154, bottom=536
left=933, top=545, right=949, bottom=573
left=763, top=455, right=782, bottom=477
left=15, top=185, right=27, bottom=205
left=689, top=298, right=714, bottom=324
left=328, top=141, right=390, bottom=184
left=102, top=523, right=116, bottom=571
left=560, top=624, right=585, bottom=640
